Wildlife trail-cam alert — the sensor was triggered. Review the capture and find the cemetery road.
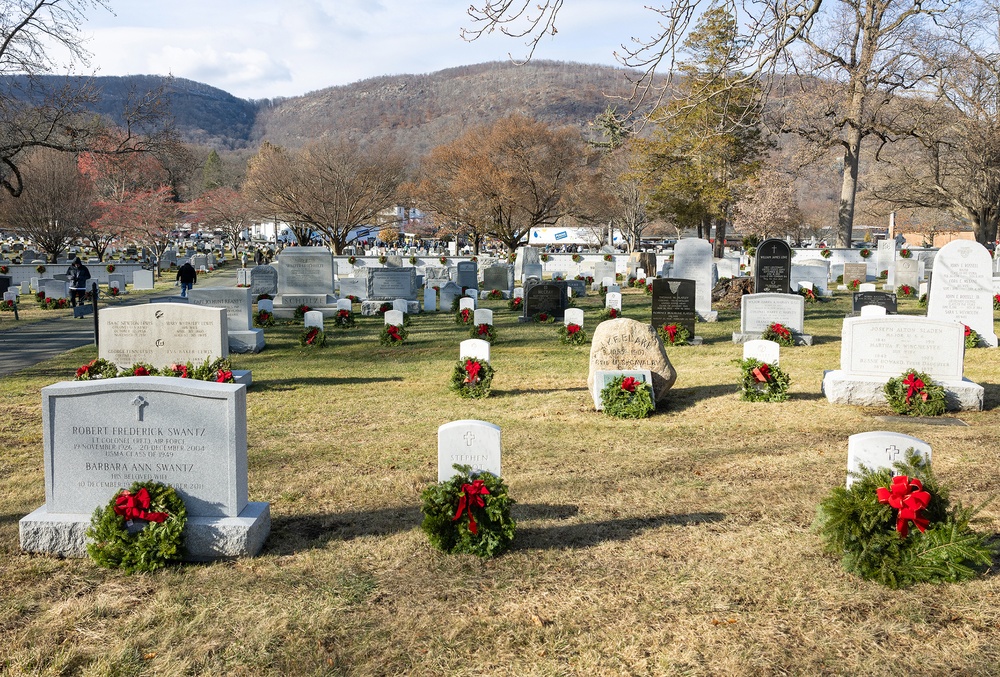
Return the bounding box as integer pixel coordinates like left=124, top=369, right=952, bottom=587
left=0, top=315, right=96, bottom=378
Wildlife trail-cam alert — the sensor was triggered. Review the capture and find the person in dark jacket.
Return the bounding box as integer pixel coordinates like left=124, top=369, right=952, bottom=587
left=176, top=260, right=197, bottom=297
left=67, top=257, right=91, bottom=306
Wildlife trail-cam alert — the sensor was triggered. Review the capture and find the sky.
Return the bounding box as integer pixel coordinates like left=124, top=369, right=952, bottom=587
left=67, top=1, right=660, bottom=100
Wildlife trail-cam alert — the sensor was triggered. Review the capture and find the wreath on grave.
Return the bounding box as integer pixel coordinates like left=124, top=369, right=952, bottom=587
left=293, top=304, right=311, bottom=320
left=409, top=256, right=418, bottom=265
left=120, top=362, right=156, bottom=377
left=631, top=277, right=646, bottom=289
left=540, top=254, right=550, bottom=262
left=883, top=369, right=946, bottom=417
left=559, top=322, right=587, bottom=345
left=814, top=451, right=992, bottom=588
left=379, top=323, right=407, bottom=346
left=420, top=465, right=515, bottom=558
left=599, top=307, right=620, bottom=321
left=994, top=294, right=1000, bottom=310
left=334, top=308, right=356, bottom=328
left=533, top=312, right=556, bottom=324
left=576, top=274, right=594, bottom=285
left=879, top=269, right=889, bottom=279
left=847, top=279, right=861, bottom=291
left=377, top=302, right=393, bottom=317
left=859, top=248, right=872, bottom=259
left=616, top=273, right=624, bottom=282
left=455, top=307, right=473, bottom=325
left=470, top=322, right=497, bottom=343
left=108, top=286, right=120, bottom=297
left=507, top=296, right=523, bottom=312
left=347, top=256, right=357, bottom=265
left=0, top=264, right=8, bottom=274
left=572, top=253, right=583, bottom=263
left=900, top=248, right=912, bottom=258
left=439, top=256, right=448, bottom=265
left=487, top=289, right=504, bottom=300
left=86, top=481, right=187, bottom=574
left=820, top=247, right=832, bottom=259
left=553, top=274, right=564, bottom=281
left=918, top=293, right=928, bottom=308
left=964, top=325, right=981, bottom=349
left=450, top=357, right=494, bottom=398
left=657, top=323, right=690, bottom=347
left=604, top=254, right=614, bottom=262
left=600, top=375, right=655, bottom=419
left=898, top=284, right=915, bottom=298
left=644, top=282, right=653, bottom=295
left=74, top=357, right=119, bottom=380
left=800, top=287, right=818, bottom=303
left=1, top=298, right=16, bottom=312
left=378, top=255, right=388, bottom=264
left=35, top=264, right=45, bottom=274
left=300, top=327, right=327, bottom=347
left=737, top=358, right=791, bottom=403
left=256, top=293, right=272, bottom=302
left=345, top=295, right=360, bottom=304
left=761, top=322, right=795, bottom=347
left=106, top=264, right=116, bottom=273
left=253, top=309, right=275, bottom=328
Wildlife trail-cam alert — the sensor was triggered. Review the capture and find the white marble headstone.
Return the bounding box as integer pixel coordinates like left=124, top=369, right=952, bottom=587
left=742, top=339, right=780, bottom=365
left=671, top=238, right=717, bottom=321
left=459, top=297, right=476, bottom=312
left=859, top=305, right=887, bottom=317
left=927, top=240, right=997, bottom=346
left=423, top=287, right=437, bottom=312
left=605, top=291, right=622, bottom=311
left=565, top=307, right=585, bottom=327
left=858, top=283, right=877, bottom=292
left=437, top=419, right=502, bottom=482
left=257, top=299, right=274, bottom=313
left=513, top=287, right=524, bottom=299
left=473, top=308, right=493, bottom=326
left=392, top=298, right=408, bottom=313
left=384, top=309, right=404, bottom=326
left=303, top=310, right=324, bottom=329
left=847, top=431, right=931, bottom=488
left=460, top=338, right=491, bottom=363
left=337, top=298, right=352, bottom=311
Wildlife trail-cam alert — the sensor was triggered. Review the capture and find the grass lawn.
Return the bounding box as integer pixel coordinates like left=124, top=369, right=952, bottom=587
left=1, top=286, right=999, bottom=675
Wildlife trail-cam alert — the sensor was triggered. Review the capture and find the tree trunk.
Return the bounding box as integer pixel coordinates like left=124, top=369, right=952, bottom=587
left=836, top=126, right=863, bottom=248
left=713, top=218, right=727, bottom=258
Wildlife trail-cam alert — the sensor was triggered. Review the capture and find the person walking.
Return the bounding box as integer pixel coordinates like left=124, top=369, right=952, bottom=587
left=176, top=259, right=197, bottom=297
left=67, top=257, right=91, bottom=307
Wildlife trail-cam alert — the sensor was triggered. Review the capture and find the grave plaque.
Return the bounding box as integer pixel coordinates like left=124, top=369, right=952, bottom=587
left=593, top=260, right=615, bottom=285
left=651, top=278, right=696, bottom=339
left=99, top=303, right=228, bottom=369
left=367, top=268, right=416, bottom=300
left=588, top=318, right=677, bottom=404
left=852, top=291, right=897, bottom=314
left=338, top=277, right=367, bottom=300
left=188, top=287, right=264, bottom=353
left=250, top=265, right=278, bottom=297
left=839, top=316, right=964, bottom=380
left=523, top=280, right=567, bottom=320
left=276, top=248, right=333, bottom=295
left=843, top=263, right=868, bottom=286
left=437, top=420, right=502, bottom=482
left=754, top=239, right=792, bottom=293
left=456, top=261, right=478, bottom=289
left=927, top=240, right=997, bottom=346
left=846, top=431, right=931, bottom=488
left=483, top=265, right=513, bottom=292
left=739, top=293, right=805, bottom=333
left=133, top=270, right=155, bottom=290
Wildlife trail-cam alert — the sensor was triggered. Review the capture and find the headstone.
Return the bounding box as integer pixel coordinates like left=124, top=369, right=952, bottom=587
left=460, top=339, right=491, bottom=363
left=651, top=278, right=697, bottom=343
left=423, top=287, right=437, bottom=312
left=791, top=260, right=829, bottom=293
left=133, top=269, right=155, bottom=290
left=522, top=280, right=567, bottom=320
left=523, top=263, right=543, bottom=281
left=846, top=432, right=931, bottom=488
left=437, top=420, right=502, bottom=482
left=565, top=279, right=587, bottom=298
left=483, top=265, right=513, bottom=293
left=927, top=240, right=997, bottom=346
left=336, top=298, right=352, bottom=311
left=843, top=263, right=868, bottom=286
left=277, top=248, right=334, bottom=297
left=852, top=291, right=897, bottom=314
left=188, top=287, right=264, bottom=353
left=456, top=261, right=478, bottom=289
left=564, top=307, right=584, bottom=328
left=591, top=369, right=654, bottom=410
left=257, top=299, right=274, bottom=313
left=743, top=339, right=780, bottom=365
left=588, top=318, right=677, bottom=405
left=858, top=282, right=877, bottom=292
left=734, top=293, right=808, bottom=344
left=20, top=280, right=29, bottom=295
left=439, top=282, right=461, bottom=310
left=671, top=239, right=717, bottom=321
left=473, top=308, right=493, bottom=326
left=459, top=297, right=476, bottom=312
left=366, top=267, right=417, bottom=301
left=303, top=310, right=324, bottom=329
left=18, top=377, right=269, bottom=559
left=514, top=247, right=540, bottom=282
left=605, top=291, right=622, bottom=311
left=895, top=258, right=919, bottom=291
left=593, top=260, right=615, bottom=285
left=754, top=239, right=792, bottom=294
left=43, top=280, right=67, bottom=299
left=99, top=303, right=228, bottom=369
left=384, top=255, right=403, bottom=268
left=338, top=277, right=367, bottom=300
left=512, top=287, right=524, bottom=299
left=860, top=305, right=887, bottom=317
left=384, top=309, right=404, bottom=327
left=250, top=265, right=278, bottom=297
left=876, top=240, right=895, bottom=275
left=392, top=298, right=409, bottom=313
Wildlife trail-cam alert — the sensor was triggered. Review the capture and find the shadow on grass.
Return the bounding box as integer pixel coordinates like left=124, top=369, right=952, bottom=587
left=0, top=513, right=25, bottom=525
left=252, top=376, right=404, bottom=392
left=495, top=386, right=589, bottom=397
left=513, top=512, right=725, bottom=550
left=663, top=384, right=739, bottom=412
left=980, top=383, right=1000, bottom=411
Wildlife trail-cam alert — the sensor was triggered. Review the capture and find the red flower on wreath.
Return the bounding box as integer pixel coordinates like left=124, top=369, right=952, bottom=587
left=994, top=293, right=1000, bottom=306
left=607, top=308, right=619, bottom=318
left=168, top=363, right=189, bottom=378
left=538, top=313, right=548, bottom=322
left=338, top=309, right=350, bottom=320
left=476, top=323, right=491, bottom=336
left=621, top=376, right=639, bottom=393
left=114, top=487, right=168, bottom=523
left=902, top=371, right=927, bottom=403
left=305, top=328, right=320, bottom=345
left=75, top=363, right=91, bottom=378
left=3, top=299, right=12, bottom=308
left=464, top=359, right=481, bottom=384
left=511, top=297, right=522, bottom=309
left=452, top=479, right=490, bottom=534
left=964, top=325, right=972, bottom=337
left=460, top=308, right=471, bottom=323
left=216, top=369, right=234, bottom=383
left=133, top=366, right=150, bottom=376
left=386, top=325, right=401, bottom=341
left=566, top=323, right=581, bottom=334
left=877, top=475, right=931, bottom=537
left=770, top=323, right=791, bottom=339
left=900, top=284, right=912, bottom=296
left=297, top=304, right=311, bottom=315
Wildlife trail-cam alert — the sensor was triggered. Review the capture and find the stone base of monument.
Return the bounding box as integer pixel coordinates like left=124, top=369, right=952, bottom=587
left=19, top=502, right=271, bottom=560
left=272, top=294, right=337, bottom=319
left=698, top=311, right=719, bottom=322
left=360, top=300, right=420, bottom=315
left=479, top=290, right=510, bottom=299
left=821, top=370, right=984, bottom=411
left=233, top=369, right=252, bottom=386
left=228, top=330, right=265, bottom=354
left=732, top=332, right=813, bottom=346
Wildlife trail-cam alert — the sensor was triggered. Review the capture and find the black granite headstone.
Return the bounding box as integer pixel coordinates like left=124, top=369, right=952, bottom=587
left=754, top=239, right=792, bottom=294
left=852, top=291, right=897, bottom=314
left=523, top=280, right=567, bottom=320
left=0, top=275, right=11, bottom=295
left=651, top=278, right=696, bottom=338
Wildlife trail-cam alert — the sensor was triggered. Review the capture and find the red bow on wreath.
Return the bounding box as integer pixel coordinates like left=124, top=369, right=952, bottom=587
left=752, top=363, right=771, bottom=383
left=452, top=479, right=490, bottom=534
left=114, top=488, right=169, bottom=523
left=621, top=376, right=639, bottom=393
left=902, top=372, right=927, bottom=403
left=464, top=359, right=481, bottom=384
left=665, top=324, right=678, bottom=341
left=876, top=475, right=931, bottom=537
left=387, top=325, right=401, bottom=340
left=567, top=323, right=581, bottom=334
left=477, top=323, right=491, bottom=336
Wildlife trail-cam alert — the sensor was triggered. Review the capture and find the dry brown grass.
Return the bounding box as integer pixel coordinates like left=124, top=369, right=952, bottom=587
left=1, top=288, right=999, bottom=676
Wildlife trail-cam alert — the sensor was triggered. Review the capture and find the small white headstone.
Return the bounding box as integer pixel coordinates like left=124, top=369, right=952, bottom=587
left=20, top=281, right=29, bottom=294
left=392, top=298, right=408, bottom=313
left=473, top=308, right=493, bottom=326
left=384, top=309, right=404, bottom=326
left=460, top=338, right=491, bottom=363
left=133, top=269, right=155, bottom=290
left=303, top=311, right=324, bottom=329
left=437, top=420, right=502, bottom=482
left=257, top=299, right=274, bottom=313
left=605, top=292, right=622, bottom=311
left=602, top=276, right=615, bottom=289
left=742, top=339, right=780, bottom=365
left=636, top=267, right=646, bottom=279
left=513, top=287, right=524, bottom=299
left=459, top=297, right=476, bottom=312
left=565, top=307, right=585, bottom=328
left=109, top=280, right=121, bottom=292
left=859, top=305, right=887, bottom=317
left=423, top=287, right=437, bottom=312
left=3, top=291, right=16, bottom=303
left=566, top=287, right=573, bottom=298
left=591, top=369, right=653, bottom=410
left=797, top=281, right=813, bottom=291
left=847, top=431, right=931, bottom=488
left=858, top=283, right=877, bottom=292
left=337, top=298, right=352, bottom=311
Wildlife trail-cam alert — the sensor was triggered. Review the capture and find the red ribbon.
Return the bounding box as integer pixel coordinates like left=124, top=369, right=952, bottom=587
left=752, top=364, right=771, bottom=383
left=665, top=324, right=678, bottom=342
left=461, top=308, right=471, bottom=322
left=964, top=325, right=972, bottom=337
left=621, top=376, right=638, bottom=393
left=464, top=359, right=481, bottom=384
left=338, top=309, right=350, bottom=319
left=876, top=475, right=931, bottom=537
left=567, top=323, right=581, bottom=334
left=452, top=479, right=490, bottom=534
left=114, top=488, right=169, bottom=523
left=477, top=323, right=491, bottom=336
left=387, top=325, right=401, bottom=340
left=216, top=369, right=233, bottom=383
left=772, top=323, right=790, bottom=339
left=902, top=372, right=926, bottom=403
left=134, top=366, right=150, bottom=376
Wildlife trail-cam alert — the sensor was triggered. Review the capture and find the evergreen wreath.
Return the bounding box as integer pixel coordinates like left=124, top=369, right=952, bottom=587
left=409, top=256, right=418, bottom=264
left=0, top=264, right=8, bottom=274
left=487, top=289, right=505, bottom=300
left=540, top=253, right=550, bottom=262
left=847, top=279, right=861, bottom=291
left=378, top=255, right=388, bottom=264
left=859, top=248, right=872, bottom=259
left=380, top=323, right=407, bottom=346
left=377, top=302, right=393, bottom=317
left=533, top=312, right=556, bottom=324
left=507, top=297, right=523, bottom=312
left=897, top=284, right=915, bottom=298
left=994, top=293, right=1000, bottom=310
left=600, top=375, right=655, bottom=419
left=559, top=322, right=587, bottom=345
left=293, top=304, right=311, bottom=320
left=75, top=358, right=119, bottom=380
left=599, top=307, right=620, bottom=321
left=900, top=248, right=912, bottom=258
left=86, top=481, right=187, bottom=574
left=814, top=451, right=993, bottom=588
left=470, top=322, right=497, bottom=343
left=761, top=322, right=795, bottom=347
left=884, top=369, right=946, bottom=416
left=35, top=264, right=46, bottom=274
left=571, top=253, right=582, bottom=262
left=0, top=298, right=16, bottom=311
left=450, top=357, right=494, bottom=398
left=918, top=293, right=928, bottom=308
left=657, top=323, right=690, bottom=346
left=300, top=327, right=327, bottom=347
left=347, top=256, right=357, bottom=265
left=334, top=308, right=356, bottom=328
left=106, top=263, right=116, bottom=273
left=604, top=253, right=614, bottom=261
left=455, top=307, right=473, bottom=325
left=120, top=362, right=156, bottom=377
left=253, top=309, right=275, bottom=327
left=420, top=465, right=516, bottom=558
left=644, top=283, right=653, bottom=295
left=737, top=358, right=791, bottom=403
left=800, top=287, right=818, bottom=303
left=439, top=256, right=448, bottom=264
left=964, top=325, right=981, bottom=349
left=575, top=274, right=594, bottom=285
left=820, top=248, right=832, bottom=259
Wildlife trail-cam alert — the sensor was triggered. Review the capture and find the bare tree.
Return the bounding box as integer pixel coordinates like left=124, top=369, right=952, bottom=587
left=185, top=187, right=258, bottom=258
left=733, top=166, right=804, bottom=240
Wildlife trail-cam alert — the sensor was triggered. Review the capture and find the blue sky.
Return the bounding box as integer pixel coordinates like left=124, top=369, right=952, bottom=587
left=69, top=1, right=659, bottom=100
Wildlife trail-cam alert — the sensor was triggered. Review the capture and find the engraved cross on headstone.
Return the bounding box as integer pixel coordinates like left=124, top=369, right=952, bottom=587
left=885, top=445, right=901, bottom=462
left=464, top=431, right=476, bottom=446
left=131, top=396, right=148, bottom=422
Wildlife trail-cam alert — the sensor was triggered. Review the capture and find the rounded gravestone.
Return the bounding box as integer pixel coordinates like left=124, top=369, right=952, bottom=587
left=588, top=318, right=677, bottom=404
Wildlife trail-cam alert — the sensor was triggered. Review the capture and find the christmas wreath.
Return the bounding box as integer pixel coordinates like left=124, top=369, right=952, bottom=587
left=600, top=375, right=655, bottom=419
left=900, top=248, right=912, bottom=258
left=918, top=293, right=928, bottom=308
left=470, top=322, right=497, bottom=343
left=994, top=293, right=1000, bottom=310
left=455, top=307, right=473, bottom=325
left=657, top=323, right=690, bottom=346
left=120, top=362, right=156, bottom=377
left=377, top=302, right=393, bottom=317
left=815, top=452, right=993, bottom=588
left=800, top=287, right=817, bottom=303
left=256, top=293, right=272, bottom=302
left=507, top=297, right=523, bottom=312
left=632, top=277, right=646, bottom=289
left=533, top=312, right=555, bottom=324
left=409, top=256, right=418, bottom=264
left=487, top=289, right=504, bottom=300
left=380, top=323, right=407, bottom=346
left=604, top=253, right=614, bottom=262
left=571, top=253, right=582, bottom=262
left=575, top=274, right=594, bottom=285
left=35, top=264, right=46, bottom=274
left=644, top=283, right=653, bottom=295
left=75, top=358, right=119, bottom=380
left=859, top=248, right=872, bottom=259
left=898, top=284, right=915, bottom=298
left=347, top=255, right=357, bottom=265
left=0, top=264, right=8, bottom=274
left=300, top=327, right=327, bottom=347
left=847, top=279, right=861, bottom=291
left=964, top=325, right=981, bottom=349
left=884, top=369, right=946, bottom=416
left=559, top=322, right=587, bottom=345
left=420, top=465, right=515, bottom=558
left=552, top=274, right=564, bottom=281
left=108, top=286, right=120, bottom=297
left=253, top=309, right=275, bottom=327
left=439, top=256, right=448, bottom=265
left=106, top=263, right=116, bottom=273
left=293, top=304, right=311, bottom=320
left=761, top=322, right=795, bottom=347
left=0, top=298, right=16, bottom=311
left=378, top=255, right=388, bottom=264
left=599, top=307, right=620, bottom=321
left=334, top=308, right=356, bottom=328
left=737, top=358, right=791, bottom=403
left=540, top=254, right=550, bottom=262
left=820, top=248, right=832, bottom=259
left=86, top=481, right=187, bottom=574
left=450, top=357, right=494, bottom=398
